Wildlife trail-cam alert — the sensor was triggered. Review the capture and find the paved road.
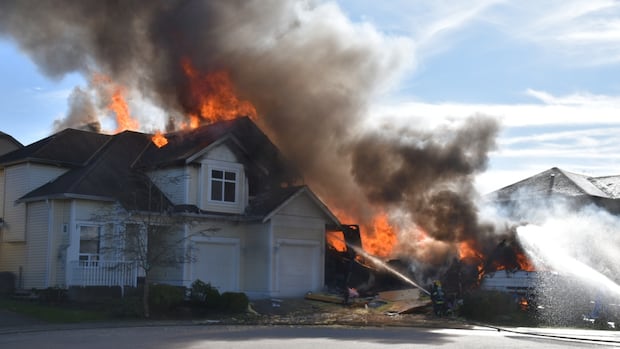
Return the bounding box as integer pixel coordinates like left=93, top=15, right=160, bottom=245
left=1, top=324, right=618, bottom=348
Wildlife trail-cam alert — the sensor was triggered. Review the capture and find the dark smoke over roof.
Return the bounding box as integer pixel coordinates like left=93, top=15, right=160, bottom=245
left=0, top=0, right=501, bottom=270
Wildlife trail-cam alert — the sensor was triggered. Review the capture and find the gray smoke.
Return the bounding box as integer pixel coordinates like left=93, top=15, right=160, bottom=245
left=0, top=0, right=501, bottom=266
left=351, top=116, right=500, bottom=262
left=53, top=87, right=100, bottom=132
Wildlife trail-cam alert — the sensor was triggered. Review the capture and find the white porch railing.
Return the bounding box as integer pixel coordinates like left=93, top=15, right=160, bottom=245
left=69, top=259, right=138, bottom=287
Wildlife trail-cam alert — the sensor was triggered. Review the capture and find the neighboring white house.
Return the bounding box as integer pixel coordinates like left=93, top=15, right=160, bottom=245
left=0, top=117, right=340, bottom=299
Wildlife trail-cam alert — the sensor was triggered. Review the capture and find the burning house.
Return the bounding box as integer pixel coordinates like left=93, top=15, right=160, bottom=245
left=0, top=1, right=519, bottom=302
left=0, top=117, right=345, bottom=298
left=480, top=167, right=620, bottom=298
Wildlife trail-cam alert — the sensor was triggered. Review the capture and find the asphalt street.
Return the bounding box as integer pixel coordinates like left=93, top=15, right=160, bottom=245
left=1, top=324, right=619, bottom=349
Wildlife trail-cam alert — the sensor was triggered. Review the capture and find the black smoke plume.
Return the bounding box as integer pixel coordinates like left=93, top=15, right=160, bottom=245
left=0, top=0, right=502, bottom=271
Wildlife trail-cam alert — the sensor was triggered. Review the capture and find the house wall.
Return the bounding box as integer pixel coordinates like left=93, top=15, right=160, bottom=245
left=148, top=167, right=188, bottom=205
left=23, top=201, right=49, bottom=289
left=148, top=226, right=187, bottom=285
left=187, top=165, right=199, bottom=206
left=2, top=163, right=66, bottom=241
left=269, top=194, right=328, bottom=297
left=0, top=163, right=66, bottom=288
left=0, top=169, right=4, bottom=218
left=51, top=200, right=71, bottom=287
left=197, top=144, right=248, bottom=214
left=242, top=223, right=271, bottom=295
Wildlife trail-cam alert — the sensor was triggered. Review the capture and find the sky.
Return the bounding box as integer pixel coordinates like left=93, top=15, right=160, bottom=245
left=2, top=0, right=620, bottom=195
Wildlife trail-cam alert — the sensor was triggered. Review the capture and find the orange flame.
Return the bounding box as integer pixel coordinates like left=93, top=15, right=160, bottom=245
left=151, top=131, right=169, bottom=148
left=458, top=240, right=484, bottom=261
left=329, top=209, right=397, bottom=258
left=516, top=251, right=535, bottom=272
left=458, top=240, right=485, bottom=277
left=326, top=231, right=347, bottom=252
left=110, top=87, right=139, bottom=133
left=91, top=73, right=140, bottom=133
left=364, top=214, right=397, bottom=258
left=182, top=59, right=257, bottom=125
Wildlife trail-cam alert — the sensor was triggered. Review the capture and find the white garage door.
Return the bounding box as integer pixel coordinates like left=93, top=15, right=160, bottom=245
left=194, top=238, right=239, bottom=292
left=277, top=240, right=321, bottom=297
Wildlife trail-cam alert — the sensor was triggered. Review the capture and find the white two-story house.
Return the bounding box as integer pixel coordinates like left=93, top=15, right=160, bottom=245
left=0, top=117, right=340, bottom=298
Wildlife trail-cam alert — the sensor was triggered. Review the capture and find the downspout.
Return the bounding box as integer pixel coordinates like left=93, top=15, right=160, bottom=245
left=65, top=200, right=77, bottom=287
left=46, top=199, right=53, bottom=288
left=268, top=220, right=274, bottom=297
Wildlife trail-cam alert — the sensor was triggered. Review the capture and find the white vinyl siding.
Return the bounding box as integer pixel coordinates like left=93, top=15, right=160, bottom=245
left=2, top=163, right=66, bottom=241
left=24, top=201, right=49, bottom=289
left=0, top=169, right=4, bottom=218
left=147, top=168, right=187, bottom=205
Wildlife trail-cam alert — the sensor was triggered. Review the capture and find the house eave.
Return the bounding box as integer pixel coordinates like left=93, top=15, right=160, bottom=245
left=261, top=186, right=341, bottom=225
left=0, top=158, right=78, bottom=170
left=16, top=193, right=117, bottom=204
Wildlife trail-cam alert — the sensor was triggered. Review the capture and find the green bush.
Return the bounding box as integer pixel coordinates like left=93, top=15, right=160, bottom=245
left=149, top=284, right=185, bottom=312
left=189, top=279, right=221, bottom=309
left=37, top=287, right=68, bottom=304
left=220, top=292, right=249, bottom=313
left=108, top=297, right=143, bottom=318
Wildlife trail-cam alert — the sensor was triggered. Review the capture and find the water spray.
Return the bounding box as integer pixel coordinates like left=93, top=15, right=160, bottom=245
left=352, top=245, right=431, bottom=295
left=340, top=240, right=430, bottom=295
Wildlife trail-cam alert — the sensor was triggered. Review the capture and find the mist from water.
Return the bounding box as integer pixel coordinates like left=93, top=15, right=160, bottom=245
left=514, top=204, right=620, bottom=325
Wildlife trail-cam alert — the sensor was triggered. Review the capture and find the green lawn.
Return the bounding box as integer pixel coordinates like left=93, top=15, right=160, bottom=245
left=0, top=298, right=110, bottom=323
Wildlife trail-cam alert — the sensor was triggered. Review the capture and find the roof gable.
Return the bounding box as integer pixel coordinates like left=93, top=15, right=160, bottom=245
left=491, top=167, right=613, bottom=201
left=252, top=186, right=340, bottom=225
left=135, top=117, right=299, bottom=182
left=0, top=131, right=23, bottom=156
left=20, top=130, right=172, bottom=211
left=0, top=128, right=111, bottom=168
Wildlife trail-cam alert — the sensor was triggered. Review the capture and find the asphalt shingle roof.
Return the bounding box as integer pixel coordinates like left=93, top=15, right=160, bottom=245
left=6, top=118, right=308, bottom=216
left=0, top=128, right=111, bottom=168
left=491, top=167, right=620, bottom=201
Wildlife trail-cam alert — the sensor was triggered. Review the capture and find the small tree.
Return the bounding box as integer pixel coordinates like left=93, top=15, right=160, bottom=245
left=93, top=172, right=217, bottom=318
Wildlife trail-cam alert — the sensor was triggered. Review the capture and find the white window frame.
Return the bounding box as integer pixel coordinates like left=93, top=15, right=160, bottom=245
left=78, top=224, right=102, bottom=266
left=209, top=168, right=238, bottom=203
left=205, top=161, right=243, bottom=206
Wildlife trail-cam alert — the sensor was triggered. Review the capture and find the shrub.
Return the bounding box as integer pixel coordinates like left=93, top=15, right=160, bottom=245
left=220, top=292, right=249, bottom=313
left=149, top=284, right=185, bottom=312
left=0, top=272, right=16, bottom=296
left=37, top=287, right=68, bottom=304
left=189, top=279, right=221, bottom=309
left=108, top=297, right=143, bottom=318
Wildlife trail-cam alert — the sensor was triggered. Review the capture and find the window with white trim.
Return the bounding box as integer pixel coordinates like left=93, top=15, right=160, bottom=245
left=78, top=225, right=101, bottom=266
left=210, top=169, right=237, bottom=203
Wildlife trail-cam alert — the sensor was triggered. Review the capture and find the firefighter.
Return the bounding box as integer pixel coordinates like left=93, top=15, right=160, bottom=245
left=431, top=280, right=445, bottom=316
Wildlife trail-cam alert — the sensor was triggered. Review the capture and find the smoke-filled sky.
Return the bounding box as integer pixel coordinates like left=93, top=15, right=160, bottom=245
left=2, top=0, right=620, bottom=196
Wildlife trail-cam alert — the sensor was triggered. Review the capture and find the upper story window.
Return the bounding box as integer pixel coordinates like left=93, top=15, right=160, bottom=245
left=210, top=169, right=237, bottom=203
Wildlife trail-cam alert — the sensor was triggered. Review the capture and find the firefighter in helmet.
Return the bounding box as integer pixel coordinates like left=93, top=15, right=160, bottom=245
left=431, top=280, right=445, bottom=316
